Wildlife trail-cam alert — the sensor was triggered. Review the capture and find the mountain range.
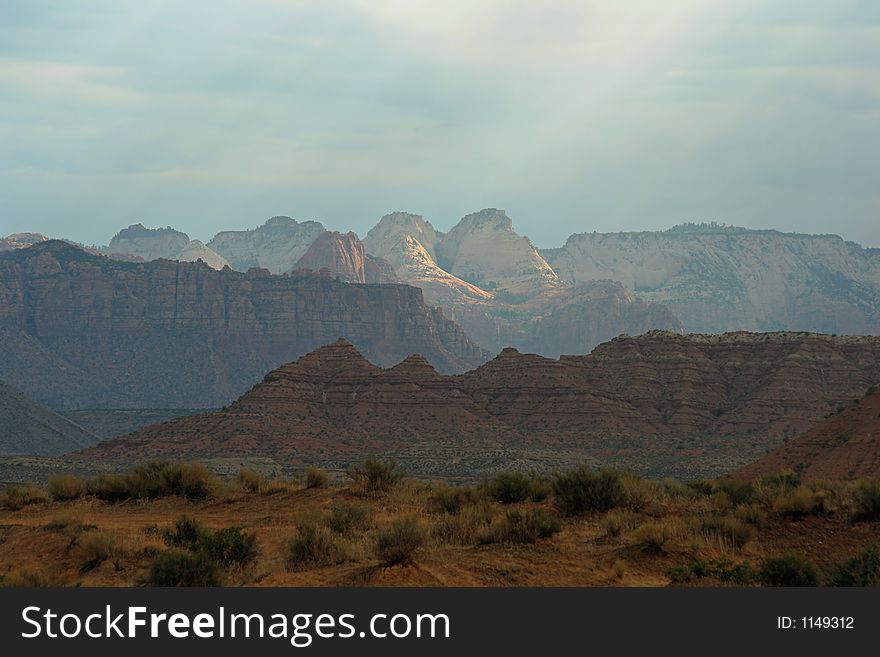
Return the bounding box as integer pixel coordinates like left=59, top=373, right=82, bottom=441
left=0, top=241, right=487, bottom=410
left=78, top=331, right=880, bottom=469
left=9, top=209, right=877, bottom=356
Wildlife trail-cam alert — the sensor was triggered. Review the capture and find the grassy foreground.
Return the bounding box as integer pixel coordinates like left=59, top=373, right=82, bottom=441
left=2, top=459, right=880, bottom=587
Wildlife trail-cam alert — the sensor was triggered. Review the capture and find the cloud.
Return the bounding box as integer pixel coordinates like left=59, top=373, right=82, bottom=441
left=0, top=0, right=878, bottom=248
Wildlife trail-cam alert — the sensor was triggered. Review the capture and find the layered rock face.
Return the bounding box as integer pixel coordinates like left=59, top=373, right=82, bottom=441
left=543, top=225, right=880, bottom=334
left=78, top=331, right=880, bottom=463
left=733, top=387, right=880, bottom=481
left=0, top=241, right=489, bottom=410
left=107, top=224, right=229, bottom=270
left=207, top=216, right=327, bottom=273
left=0, top=380, right=98, bottom=456
left=293, top=231, right=399, bottom=284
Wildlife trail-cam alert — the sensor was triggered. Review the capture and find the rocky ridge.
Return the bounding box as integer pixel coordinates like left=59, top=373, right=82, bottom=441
left=108, top=224, right=230, bottom=270
left=732, top=386, right=880, bottom=481
left=0, top=241, right=489, bottom=410
left=0, top=380, right=99, bottom=456
left=207, top=216, right=327, bottom=273
left=542, top=224, right=880, bottom=334
left=78, top=331, right=880, bottom=464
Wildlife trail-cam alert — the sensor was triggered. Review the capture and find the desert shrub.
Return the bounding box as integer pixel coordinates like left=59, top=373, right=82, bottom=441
left=304, top=467, right=329, bottom=489
left=43, top=510, right=95, bottom=542
left=854, top=481, right=880, bottom=521
left=348, top=456, right=403, bottom=494
left=87, top=462, right=215, bottom=501
left=429, top=485, right=481, bottom=514
left=375, top=516, right=428, bottom=566
left=759, top=470, right=801, bottom=492
left=482, top=508, right=561, bottom=544
left=733, top=503, right=767, bottom=528
left=262, top=478, right=292, bottom=495
left=432, top=503, right=496, bottom=545
left=77, top=532, right=115, bottom=572
left=238, top=468, right=264, bottom=493
left=0, top=484, right=48, bottom=510
left=686, top=480, right=715, bottom=497
left=47, top=474, right=86, bottom=501
left=146, top=550, right=222, bottom=587
left=162, top=516, right=204, bottom=549
left=700, top=516, right=755, bottom=551
left=87, top=475, right=132, bottom=502
left=552, top=467, right=626, bottom=516
left=715, top=479, right=754, bottom=506
left=132, top=462, right=213, bottom=499
left=285, top=519, right=349, bottom=570
left=198, top=526, right=259, bottom=569
left=0, top=568, right=59, bottom=588
left=326, top=502, right=371, bottom=535
left=829, top=544, right=880, bottom=587
left=601, top=509, right=644, bottom=538
left=758, top=552, right=819, bottom=587
left=633, top=519, right=688, bottom=555
left=662, top=479, right=700, bottom=501
left=483, top=472, right=548, bottom=504
left=667, top=558, right=756, bottom=585
left=772, top=487, right=825, bottom=519
left=619, top=474, right=658, bottom=512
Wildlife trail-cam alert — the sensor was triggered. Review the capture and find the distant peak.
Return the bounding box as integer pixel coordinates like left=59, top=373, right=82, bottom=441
left=458, top=208, right=512, bottom=231
left=498, top=346, right=521, bottom=358
left=265, top=216, right=297, bottom=227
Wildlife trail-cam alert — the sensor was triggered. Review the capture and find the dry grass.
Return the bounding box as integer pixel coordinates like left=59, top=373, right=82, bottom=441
left=2, top=467, right=880, bottom=587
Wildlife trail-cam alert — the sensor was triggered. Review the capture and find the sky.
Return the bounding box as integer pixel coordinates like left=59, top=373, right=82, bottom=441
left=0, top=0, right=878, bottom=248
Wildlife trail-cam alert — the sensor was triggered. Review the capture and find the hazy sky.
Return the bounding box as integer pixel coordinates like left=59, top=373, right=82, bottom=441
left=1, top=0, right=878, bottom=248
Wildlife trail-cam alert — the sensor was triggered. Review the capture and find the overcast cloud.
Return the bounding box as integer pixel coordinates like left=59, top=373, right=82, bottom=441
left=1, top=0, right=878, bottom=247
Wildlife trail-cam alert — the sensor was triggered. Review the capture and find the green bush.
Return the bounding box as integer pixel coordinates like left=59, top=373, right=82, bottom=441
left=131, top=462, right=213, bottom=499
left=552, top=467, right=626, bottom=516
left=429, top=485, right=481, bottom=514
left=0, top=484, right=49, bottom=510
left=285, top=519, right=348, bottom=570
left=771, top=487, right=825, bottom=519
left=632, top=519, right=686, bottom=555
left=483, top=472, right=550, bottom=504
left=482, top=509, right=561, bottom=544
left=47, top=474, right=86, bottom=501
left=326, top=502, right=371, bottom=535
left=375, top=516, right=428, bottom=566
left=600, top=509, right=643, bottom=538
left=667, top=558, right=756, bottom=585
left=238, top=468, right=264, bottom=493
left=854, top=481, right=880, bottom=521
left=700, top=516, right=755, bottom=551
left=146, top=550, right=222, bottom=587
left=715, top=479, right=754, bottom=506
left=198, top=526, right=259, bottom=569
left=829, top=545, right=880, bottom=586
left=758, top=552, right=819, bottom=587
left=0, top=569, right=59, bottom=588
left=686, top=480, right=715, bottom=497
left=77, top=532, right=115, bottom=572
left=162, top=516, right=204, bottom=549
left=432, top=503, right=495, bottom=545
left=304, top=467, right=329, bottom=489
left=348, top=456, right=403, bottom=494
